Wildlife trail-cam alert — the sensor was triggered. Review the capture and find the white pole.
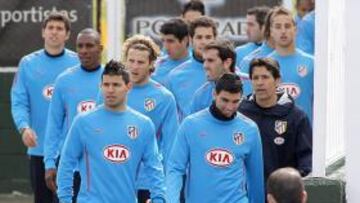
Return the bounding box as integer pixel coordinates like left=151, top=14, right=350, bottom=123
left=345, top=0, right=360, bottom=201
left=312, top=0, right=328, bottom=177
left=106, top=0, right=125, bottom=61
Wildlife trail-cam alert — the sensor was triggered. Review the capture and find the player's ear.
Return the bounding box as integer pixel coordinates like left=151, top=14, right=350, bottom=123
left=302, top=191, right=308, bottom=203
left=267, top=194, right=277, bottom=203
left=126, top=81, right=133, bottom=90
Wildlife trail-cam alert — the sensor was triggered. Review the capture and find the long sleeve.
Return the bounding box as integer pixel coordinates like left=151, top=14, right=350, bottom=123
left=159, top=94, right=179, bottom=165
left=57, top=117, right=84, bottom=203
left=44, top=80, right=66, bottom=169
left=166, top=121, right=190, bottom=203
left=296, top=114, right=313, bottom=176
left=11, top=58, right=30, bottom=131
left=245, top=125, right=265, bottom=203
left=142, top=122, right=166, bottom=203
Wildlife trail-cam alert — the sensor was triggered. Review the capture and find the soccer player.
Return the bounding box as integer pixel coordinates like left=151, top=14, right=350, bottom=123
left=181, top=0, right=205, bottom=23
left=167, top=73, right=264, bottom=203
left=57, top=60, right=166, bottom=203
left=152, top=18, right=191, bottom=85
left=296, top=1, right=315, bottom=55
left=10, top=12, right=79, bottom=203
left=43, top=28, right=104, bottom=200
left=294, top=0, right=314, bottom=25
left=267, top=167, right=308, bottom=203
left=166, top=16, right=217, bottom=121
left=121, top=35, right=179, bottom=203
left=235, top=6, right=270, bottom=66
left=189, top=38, right=252, bottom=114
left=268, top=6, right=314, bottom=122
left=238, top=7, right=276, bottom=74
left=239, top=58, right=312, bottom=181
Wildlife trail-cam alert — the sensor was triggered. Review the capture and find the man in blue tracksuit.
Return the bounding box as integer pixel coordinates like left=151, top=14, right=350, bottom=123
left=167, top=73, right=264, bottom=203
left=189, top=39, right=252, bottom=114
left=238, top=8, right=276, bottom=75
left=57, top=60, right=166, bottom=203
left=296, top=8, right=315, bottom=55
left=152, top=18, right=191, bottom=85
left=11, top=12, right=79, bottom=203
left=43, top=28, right=104, bottom=200
left=121, top=35, right=179, bottom=202
left=165, top=16, right=217, bottom=121
left=235, top=6, right=270, bottom=67
left=267, top=7, right=314, bottom=122
left=239, top=58, right=312, bottom=181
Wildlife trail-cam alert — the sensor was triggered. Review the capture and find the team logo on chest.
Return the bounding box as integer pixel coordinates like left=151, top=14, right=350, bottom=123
left=103, top=144, right=130, bottom=163
left=205, top=148, right=234, bottom=168
left=127, top=125, right=139, bottom=139
left=233, top=132, right=245, bottom=145
left=42, top=85, right=54, bottom=100
left=297, top=65, right=308, bottom=77
left=274, top=120, right=287, bottom=135
left=77, top=100, right=96, bottom=113
left=144, top=98, right=156, bottom=112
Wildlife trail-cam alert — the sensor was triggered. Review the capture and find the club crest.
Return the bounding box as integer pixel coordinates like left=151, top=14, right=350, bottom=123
left=274, top=120, right=287, bottom=135
left=297, top=65, right=308, bottom=77
left=144, top=98, right=156, bottom=112
left=127, top=125, right=138, bottom=139
left=233, top=132, right=245, bottom=145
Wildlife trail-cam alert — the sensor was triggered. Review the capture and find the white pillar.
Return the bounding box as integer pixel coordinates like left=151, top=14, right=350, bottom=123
left=344, top=0, right=360, bottom=201
left=106, top=0, right=125, bottom=61
left=312, top=0, right=329, bottom=177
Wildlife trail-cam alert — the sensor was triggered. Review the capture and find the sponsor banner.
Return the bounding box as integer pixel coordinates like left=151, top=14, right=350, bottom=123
left=0, top=0, right=94, bottom=66
left=125, top=0, right=280, bottom=46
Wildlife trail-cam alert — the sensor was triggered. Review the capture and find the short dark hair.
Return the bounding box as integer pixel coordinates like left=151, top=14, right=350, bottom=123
left=160, top=18, right=189, bottom=41
left=77, top=28, right=101, bottom=44
left=267, top=168, right=305, bottom=203
left=204, top=39, right=236, bottom=73
left=42, top=12, right=71, bottom=32
left=182, top=0, right=205, bottom=16
left=249, top=58, right=281, bottom=79
left=247, top=6, right=271, bottom=28
left=102, top=60, right=130, bottom=84
left=215, top=73, right=243, bottom=94
left=189, top=16, right=217, bottom=38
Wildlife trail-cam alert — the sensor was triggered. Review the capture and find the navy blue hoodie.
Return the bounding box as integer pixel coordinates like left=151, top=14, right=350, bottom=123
left=239, top=92, right=312, bottom=180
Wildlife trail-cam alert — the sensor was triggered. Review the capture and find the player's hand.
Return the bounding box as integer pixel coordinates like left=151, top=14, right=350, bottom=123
left=45, top=168, right=57, bottom=192
left=146, top=199, right=151, bottom=203
left=21, top=128, right=37, bottom=147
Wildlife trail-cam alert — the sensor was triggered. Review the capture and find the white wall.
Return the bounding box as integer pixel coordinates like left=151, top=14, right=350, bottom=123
left=313, top=0, right=346, bottom=176
left=344, top=0, right=360, bottom=201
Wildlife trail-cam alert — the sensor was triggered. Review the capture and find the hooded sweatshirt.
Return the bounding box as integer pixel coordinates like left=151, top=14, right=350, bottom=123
left=239, top=92, right=312, bottom=180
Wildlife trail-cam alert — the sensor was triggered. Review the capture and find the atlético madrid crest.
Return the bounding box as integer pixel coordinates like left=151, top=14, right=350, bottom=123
left=297, top=65, right=308, bottom=77
left=233, top=132, right=245, bottom=145
left=144, top=98, right=156, bottom=112
left=127, top=125, right=138, bottom=139
left=274, top=120, right=287, bottom=135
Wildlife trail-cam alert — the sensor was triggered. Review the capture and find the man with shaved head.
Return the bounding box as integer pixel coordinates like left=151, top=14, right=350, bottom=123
left=43, top=28, right=103, bottom=201
left=267, top=167, right=308, bottom=203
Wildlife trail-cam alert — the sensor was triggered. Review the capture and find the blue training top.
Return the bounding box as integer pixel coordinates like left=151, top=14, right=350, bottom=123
left=166, top=109, right=264, bottom=203
left=57, top=105, right=166, bottom=203
left=11, top=49, right=79, bottom=156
